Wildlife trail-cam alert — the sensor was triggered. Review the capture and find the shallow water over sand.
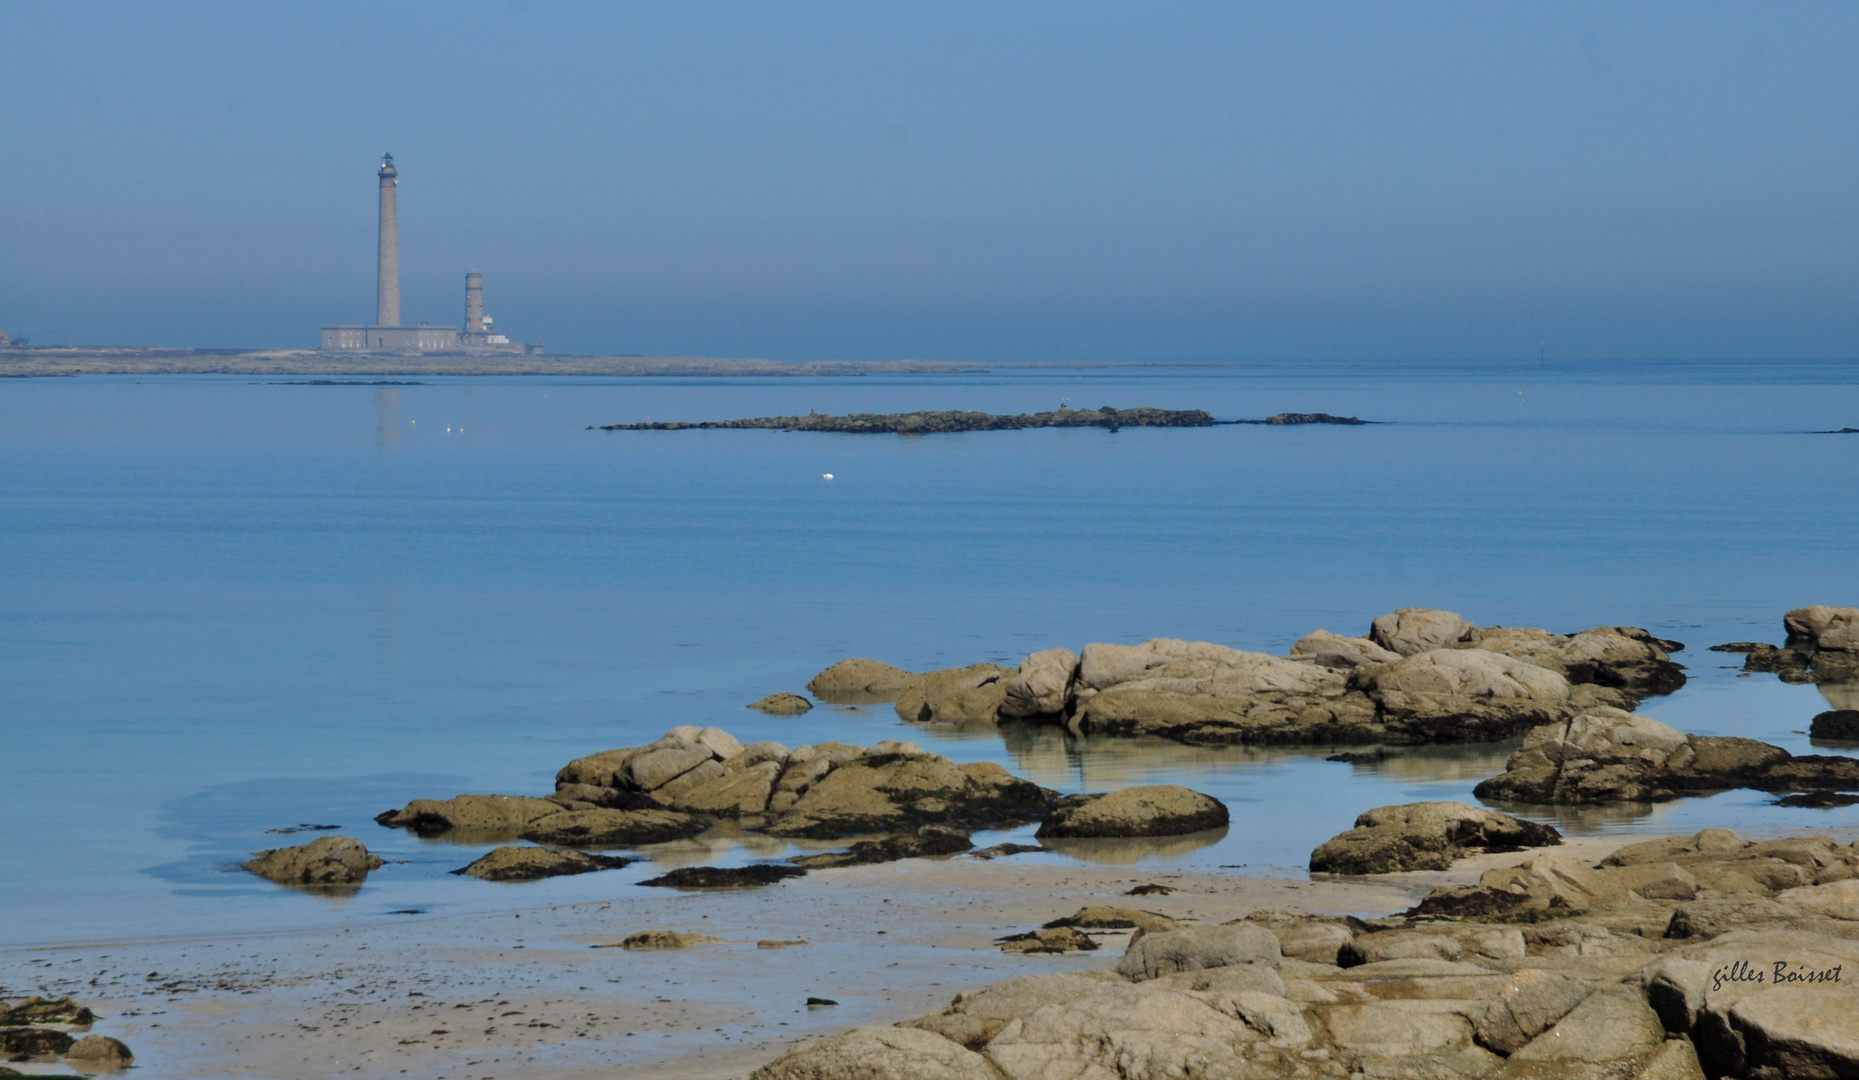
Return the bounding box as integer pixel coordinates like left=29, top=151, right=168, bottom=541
left=3, top=360, right=1858, bottom=947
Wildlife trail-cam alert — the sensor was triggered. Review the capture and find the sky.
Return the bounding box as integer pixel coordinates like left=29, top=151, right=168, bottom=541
left=2, top=1, right=1857, bottom=360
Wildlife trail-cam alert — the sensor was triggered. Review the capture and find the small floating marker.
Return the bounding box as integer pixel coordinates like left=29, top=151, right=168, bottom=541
left=822, top=473, right=834, bottom=480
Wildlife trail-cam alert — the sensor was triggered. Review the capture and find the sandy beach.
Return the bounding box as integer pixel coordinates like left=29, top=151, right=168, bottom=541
left=0, top=834, right=1672, bottom=1080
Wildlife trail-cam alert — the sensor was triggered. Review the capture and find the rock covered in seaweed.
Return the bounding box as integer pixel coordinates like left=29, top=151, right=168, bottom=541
left=451, top=846, right=633, bottom=881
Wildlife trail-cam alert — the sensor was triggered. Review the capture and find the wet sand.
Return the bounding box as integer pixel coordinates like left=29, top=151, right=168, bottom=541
left=0, top=835, right=1642, bottom=1080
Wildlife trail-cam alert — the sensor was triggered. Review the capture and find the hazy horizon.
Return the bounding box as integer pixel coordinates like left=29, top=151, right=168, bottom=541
left=4, top=1, right=1858, bottom=361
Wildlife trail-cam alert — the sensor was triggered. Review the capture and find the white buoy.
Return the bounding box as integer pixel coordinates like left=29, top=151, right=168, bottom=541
left=823, top=473, right=834, bottom=480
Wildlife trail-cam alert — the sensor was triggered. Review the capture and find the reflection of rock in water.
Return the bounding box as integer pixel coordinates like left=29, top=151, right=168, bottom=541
left=997, top=723, right=1285, bottom=790
left=996, top=722, right=1517, bottom=789
left=1035, top=826, right=1227, bottom=864
left=1818, top=681, right=1859, bottom=712
left=1472, top=795, right=1723, bottom=832
left=1351, top=742, right=1519, bottom=783
left=631, top=820, right=797, bottom=867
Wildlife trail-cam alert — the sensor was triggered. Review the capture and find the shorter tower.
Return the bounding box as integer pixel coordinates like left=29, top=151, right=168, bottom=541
left=465, top=272, right=485, bottom=334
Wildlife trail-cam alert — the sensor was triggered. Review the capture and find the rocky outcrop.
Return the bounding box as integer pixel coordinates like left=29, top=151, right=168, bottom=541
left=1034, top=785, right=1228, bottom=839
left=383, top=727, right=1057, bottom=848
left=764, top=749, right=1055, bottom=837
left=1308, top=801, right=1561, bottom=874
left=832, top=608, right=1686, bottom=747
left=450, top=846, right=633, bottom=881
left=1472, top=708, right=1859, bottom=804
left=242, top=836, right=385, bottom=887
left=1719, top=605, right=1859, bottom=684
left=755, top=828, right=1859, bottom=1080
left=1467, top=624, right=1686, bottom=696
left=805, top=658, right=921, bottom=703
left=1370, top=607, right=1476, bottom=656
left=1072, top=641, right=1379, bottom=744
left=1353, top=648, right=1580, bottom=741
left=749, top=692, right=812, bottom=714
left=1287, top=629, right=1399, bottom=669
left=999, top=648, right=1078, bottom=718
left=895, top=664, right=1014, bottom=724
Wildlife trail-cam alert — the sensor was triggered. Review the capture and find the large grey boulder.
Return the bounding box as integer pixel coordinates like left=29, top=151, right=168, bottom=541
left=1309, top=801, right=1560, bottom=875
left=894, top=664, right=1014, bottom=725
left=242, top=836, right=385, bottom=887
left=1355, top=648, right=1577, bottom=741
left=1786, top=605, right=1859, bottom=652
left=1369, top=607, right=1475, bottom=656
left=1035, top=785, right=1228, bottom=839
left=750, top=1025, right=997, bottom=1080
left=806, top=658, right=922, bottom=704
left=1115, top=924, right=1282, bottom=981
left=999, top=648, right=1078, bottom=718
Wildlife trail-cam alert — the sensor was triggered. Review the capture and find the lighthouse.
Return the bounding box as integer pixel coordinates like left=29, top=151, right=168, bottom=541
left=376, top=153, right=400, bottom=328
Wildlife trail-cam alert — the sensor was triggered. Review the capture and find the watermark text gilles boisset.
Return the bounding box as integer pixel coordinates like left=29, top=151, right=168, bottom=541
left=1712, top=959, right=1843, bottom=992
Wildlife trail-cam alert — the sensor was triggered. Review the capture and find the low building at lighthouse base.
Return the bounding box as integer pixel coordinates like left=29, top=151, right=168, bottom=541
left=319, top=325, right=541, bottom=354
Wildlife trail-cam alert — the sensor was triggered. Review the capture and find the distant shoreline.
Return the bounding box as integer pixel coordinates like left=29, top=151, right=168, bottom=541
left=0, top=348, right=987, bottom=378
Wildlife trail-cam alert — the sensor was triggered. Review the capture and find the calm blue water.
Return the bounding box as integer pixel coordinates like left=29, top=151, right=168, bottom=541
left=3, top=361, right=1858, bottom=947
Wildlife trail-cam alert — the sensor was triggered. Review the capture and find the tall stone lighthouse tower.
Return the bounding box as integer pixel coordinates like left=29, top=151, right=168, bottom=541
left=376, top=153, right=400, bottom=328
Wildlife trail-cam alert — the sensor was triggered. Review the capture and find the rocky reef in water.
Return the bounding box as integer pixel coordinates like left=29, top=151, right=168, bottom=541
left=809, top=606, right=1688, bottom=747
left=1713, top=604, right=1859, bottom=685
left=753, top=819, right=1859, bottom=1080
left=596, top=406, right=1371, bottom=433
left=368, top=726, right=1226, bottom=883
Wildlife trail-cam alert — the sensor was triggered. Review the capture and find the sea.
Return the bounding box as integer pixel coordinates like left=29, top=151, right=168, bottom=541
left=3, top=359, right=1857, bottom=948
